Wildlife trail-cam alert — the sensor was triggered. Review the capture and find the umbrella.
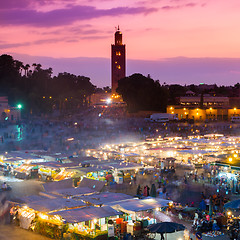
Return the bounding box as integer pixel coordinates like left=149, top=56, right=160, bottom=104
left=147, top=222, right=185, bottom=233
left=224, top=199, right=240, bottom=209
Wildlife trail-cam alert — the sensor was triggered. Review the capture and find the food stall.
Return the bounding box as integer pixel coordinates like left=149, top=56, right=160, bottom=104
left=109, top=162, right=143, bottom=184
left=14, top=164, right=38, bottom=179
left=12, top=196, right=87, bottom=239
left=106, top=197, right=172, bottom=237
left=49, top=206, right=122, bottom=240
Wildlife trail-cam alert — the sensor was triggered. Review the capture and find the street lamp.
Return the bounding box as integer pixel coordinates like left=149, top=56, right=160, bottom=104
left=17, top=104, right=22, bottom=109
left=16, top=104, right=22, bottom=121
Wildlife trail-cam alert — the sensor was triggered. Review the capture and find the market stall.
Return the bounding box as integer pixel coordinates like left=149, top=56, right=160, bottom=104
left=11, top=195, right=88, bottom=239
left=49, top=206, right=122, bottom=239
left=78, top=192, right=133, bottom=207
left=14, top=164, right=38, bottom=179
left=105, top=197, right=172, bottom=237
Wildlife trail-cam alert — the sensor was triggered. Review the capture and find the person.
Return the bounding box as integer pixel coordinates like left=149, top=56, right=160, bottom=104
left=146, top=185, right=150, bottom=196
left=160, top=232, right=165, bottom=240
left=143, top=186, right=148, bottom=197
left=212, top=220, right=220, bottom=231
left=2, top=182, right=7, bottom=190
left=136, top=185, right=142, bottom=197
left=133, top=174, right=137, bottom=184
left=184, top=175, right=188, bottom=184
left=230, top=228, right=238, bottom=240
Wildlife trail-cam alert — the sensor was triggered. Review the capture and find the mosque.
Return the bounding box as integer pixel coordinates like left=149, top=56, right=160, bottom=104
left=91, top=27, right=126, bottom=106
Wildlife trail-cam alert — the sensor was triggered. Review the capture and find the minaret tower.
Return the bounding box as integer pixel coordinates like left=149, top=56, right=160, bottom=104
left=111, top=26, right=126, bottom=93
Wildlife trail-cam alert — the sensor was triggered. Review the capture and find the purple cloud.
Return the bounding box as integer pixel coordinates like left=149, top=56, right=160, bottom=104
left=161, top=3, right=197, bottom=10
left=0, top=0, right=31, bottom=10
left=0, top=0, right=78, bottom=10
left=0, top=42, right=30, bottom=49
left=0, top=37, right=73, bottom=49
left=0, top=5, right=158, bottom=27
left=0, top=31, right=110, bottom=49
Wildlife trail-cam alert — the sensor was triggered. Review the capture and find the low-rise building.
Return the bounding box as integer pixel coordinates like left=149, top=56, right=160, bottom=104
left=0, top=96, right=21, bottom=123
left=167, top=95, right=240, bottom=122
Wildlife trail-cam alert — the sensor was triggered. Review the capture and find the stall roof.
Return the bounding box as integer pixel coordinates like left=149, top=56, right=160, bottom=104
left=49, top=206, right=122, bottom=223
left=140, top=197, right=173, bottom=208
left=108, top=198, right=171, bottom=213
left=19, top=194, right=54, bottom=203
left=120, top=153, right=140, bottom=157
left=25, top=197, right=85, bottom=213
left=4, top=152, right=43, bottom=162
left=214, top=161, right=240, bottom=169
left=79, top=192, right=133, bottom=205
left=43, top=179, right=73, bottom=192
left=78, top=178, right=105, bottom=192
left=68, top=165, right=112, bottom=174
left=177, top=149, right=212, bottom=155
left=70, top=156, right=99, bottom=162
left=108, top=162, right=143, bottom=170
left=50, top=187, right=97, bottom=197
left=34, top=161, right=81, bottom=169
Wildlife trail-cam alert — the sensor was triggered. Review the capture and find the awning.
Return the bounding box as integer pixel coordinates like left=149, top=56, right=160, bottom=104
left=78, top=178, right=105, bottom=192
left=51, top=187, right=97, bottom=197
left=79, top=192, right=133, bottom=205
left=22, top=197, right=86, bottom=213
left=43, top=179, right=73, bottom=192
left=49, top=206, right=122, bottom=223
left=108, top=198, right=171, bottom=214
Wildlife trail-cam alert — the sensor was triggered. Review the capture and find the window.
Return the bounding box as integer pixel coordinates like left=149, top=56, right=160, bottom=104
left=117, top=65, right=121, bottom=69
left=116, top=51, right=121, bottom=56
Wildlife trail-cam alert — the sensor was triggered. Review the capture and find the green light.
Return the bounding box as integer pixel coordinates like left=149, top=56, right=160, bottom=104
left=17, top=104, right=22, bottom=109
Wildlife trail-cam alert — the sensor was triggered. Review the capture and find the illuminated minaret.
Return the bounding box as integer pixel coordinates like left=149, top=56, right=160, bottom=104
left=111, top=26, right=126, bottom=93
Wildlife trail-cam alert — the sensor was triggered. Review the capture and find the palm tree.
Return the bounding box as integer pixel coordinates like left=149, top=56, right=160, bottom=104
left=25, top=64, right=30, bottom=76
left=36, top=64, right=42, bottom=72
left=32, top=63, right=37, bottom=72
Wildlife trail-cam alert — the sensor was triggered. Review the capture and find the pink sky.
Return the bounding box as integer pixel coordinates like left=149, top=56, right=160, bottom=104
left=1, top=0, right=240, bottom=87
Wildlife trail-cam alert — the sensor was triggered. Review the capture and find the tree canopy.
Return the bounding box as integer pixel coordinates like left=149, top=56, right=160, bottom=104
left=116, top=73, right=169, bottom=112
left=0, top=54, right=96, bottom=115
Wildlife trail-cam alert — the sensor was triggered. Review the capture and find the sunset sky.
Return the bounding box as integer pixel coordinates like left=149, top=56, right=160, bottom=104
left=1, top=0, right=240, bottom=87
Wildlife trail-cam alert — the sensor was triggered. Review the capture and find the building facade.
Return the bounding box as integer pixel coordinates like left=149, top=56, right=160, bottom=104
left=111, top=26, right=126, bottom=93
left=167, top=96, right=240, bottom=122
left=0, top=96, right=21, bottom=123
